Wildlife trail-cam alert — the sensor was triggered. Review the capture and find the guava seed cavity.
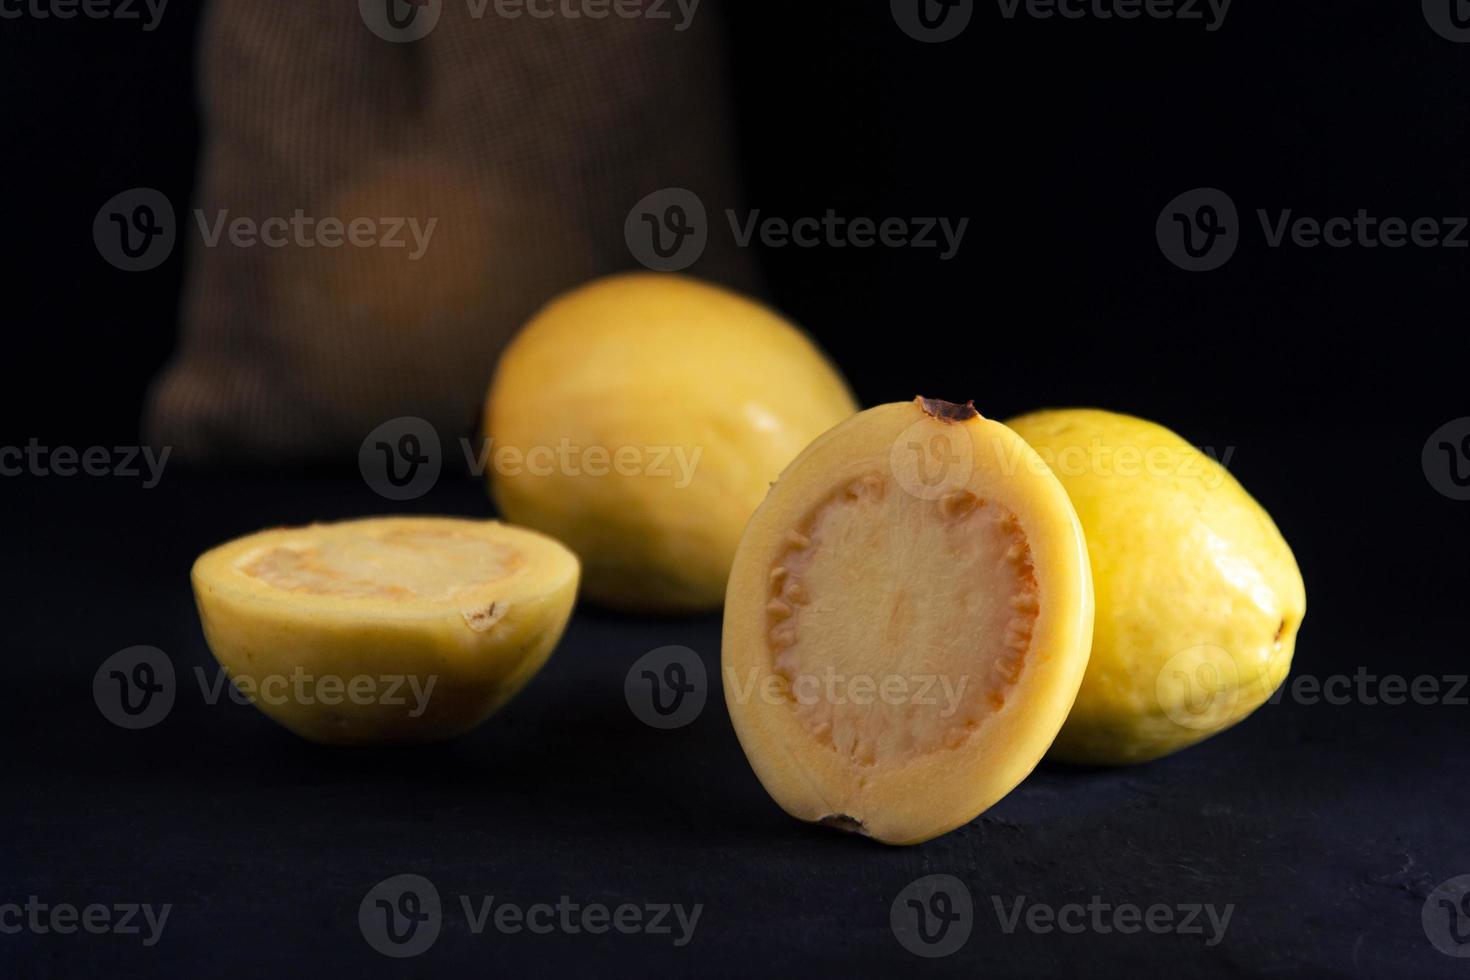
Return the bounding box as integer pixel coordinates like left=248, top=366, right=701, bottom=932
left=242, top=527, right=524, bottom=601
left=764, top=471, right=1038, bottom=768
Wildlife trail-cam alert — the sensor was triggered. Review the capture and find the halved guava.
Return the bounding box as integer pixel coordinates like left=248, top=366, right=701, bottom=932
left=191, top=517, right=579, bottom=744
left=722, top=399, right=1093, bottom=844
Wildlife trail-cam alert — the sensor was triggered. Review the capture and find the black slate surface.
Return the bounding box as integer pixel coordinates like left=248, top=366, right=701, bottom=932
left=3, top=468, right=1467, bottom=979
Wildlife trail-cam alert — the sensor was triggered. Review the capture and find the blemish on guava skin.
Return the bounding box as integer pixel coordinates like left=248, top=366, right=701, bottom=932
left=820, top=814, right=867, bottom=836
left=916, top=396, right=981, bottom=423
left=462, top=601, right=507, bottom=632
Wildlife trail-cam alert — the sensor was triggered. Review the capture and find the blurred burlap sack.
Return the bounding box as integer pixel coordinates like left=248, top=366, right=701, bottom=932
left=147, top=0, right=756, bottom=463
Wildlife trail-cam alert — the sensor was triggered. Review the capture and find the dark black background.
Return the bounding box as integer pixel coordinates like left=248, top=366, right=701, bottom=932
left=3, top=1, right=1468, bottom=977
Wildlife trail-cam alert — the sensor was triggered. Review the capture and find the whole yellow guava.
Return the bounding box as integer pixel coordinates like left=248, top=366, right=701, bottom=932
left=484, top=273, right=858, bottom=613
left=1006, top=409, right=1306, bottom=765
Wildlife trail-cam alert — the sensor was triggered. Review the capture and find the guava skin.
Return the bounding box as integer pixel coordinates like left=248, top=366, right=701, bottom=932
left=1007, top=409, right=1306, bottom=766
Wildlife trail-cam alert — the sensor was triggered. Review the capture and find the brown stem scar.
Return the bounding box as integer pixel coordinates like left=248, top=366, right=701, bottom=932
left=916, top=396, right=981, bottom=422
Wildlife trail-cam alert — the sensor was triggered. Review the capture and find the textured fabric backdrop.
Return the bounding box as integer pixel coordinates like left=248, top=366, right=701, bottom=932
left=147, top=0, right=756, bottom=463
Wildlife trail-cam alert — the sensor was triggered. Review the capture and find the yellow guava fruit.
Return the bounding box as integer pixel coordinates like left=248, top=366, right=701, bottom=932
left=191, top=517, right=579, bottom=744
left=1006, top=408, right=1306, bottom=765
left=483, top=272, right=857, bottom=613
left=723, top=398, right=1094, bottom=844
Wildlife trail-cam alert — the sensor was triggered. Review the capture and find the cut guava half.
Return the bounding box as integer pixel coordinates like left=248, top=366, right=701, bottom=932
left=722, top=399, right=1093, bottom=844
left=191, top=516, right=579, bottom=744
